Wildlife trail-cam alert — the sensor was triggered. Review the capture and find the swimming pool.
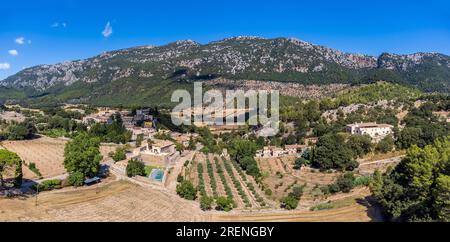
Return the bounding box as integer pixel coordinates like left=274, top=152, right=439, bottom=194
left=149, top=169, right=164, bottom=182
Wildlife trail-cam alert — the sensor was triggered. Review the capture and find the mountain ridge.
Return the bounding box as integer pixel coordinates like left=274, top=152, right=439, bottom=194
left=0, top=36, right=449, bottom=106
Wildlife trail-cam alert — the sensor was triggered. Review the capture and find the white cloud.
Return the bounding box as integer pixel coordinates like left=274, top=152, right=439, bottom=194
left=8, top=49, right=18, bottom=56
left=0, top=63, right=11, bottom=70
left=15, top=37, right=25, bottom=45
left=102, top=21, right=113, bottom=38
left=52, top=22, right=67, bottom=28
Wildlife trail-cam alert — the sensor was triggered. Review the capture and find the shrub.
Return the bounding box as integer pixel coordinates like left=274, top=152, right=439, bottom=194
left=336, top=172, right=355, bottom=193
left=112, top=147, right=127, bottom=162
left=126, top=159, right=146, bottom=177
left=177, top=174, right=184, bottom=183
left=176, top=180, right=197, bottom=200
left=28, top=162, right=43, bottom=178
left=265, top=188, right=273, bottom=196
left=200, top=196, right=214, bottom=211
left=328, top=183, right=340, bottom=194
left=32, top=179, right=62, bottom=191
left=293, top=158, right=310, bottom=169
left=354, top=175, right=371, bottom=187
left=375, top=136, right=395, bottom=153
left=280, top=195, right=299, bottom=210
left=68, top=171, right=85, bottom=187
left=215, top=196, right=234, bottom=212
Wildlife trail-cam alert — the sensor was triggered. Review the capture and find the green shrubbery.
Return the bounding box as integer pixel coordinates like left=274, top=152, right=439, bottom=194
left=112, top=147, right=127, bottom=162
left=370, top=137, right=450, bottom=221
left=28, top=162, right=43, bottom=179
left=200, top=196, right=214, bottom=211
left=176, top=180, right=197, bottom=201
left=280, top=185, right=304, bottom=210
left=222, top=157, right=251, bottom=208
left=126, top=159, right=146, bottom=177
left=215, top=196, right=234, bottom=212
left=206, top=159, right=218, bottom=198
left=68, top=171, right=85, bottom=187
left=32, top=179, right=62, bottom=191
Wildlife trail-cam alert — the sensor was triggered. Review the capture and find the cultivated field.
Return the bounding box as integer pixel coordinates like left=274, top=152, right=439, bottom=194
left=257, top=156, right=340, bottom=203
left=0, top=136, right=119, bottom=179
left=188, top=153, right=270, bottom=210
left=0, top=180, right=205, bottom=222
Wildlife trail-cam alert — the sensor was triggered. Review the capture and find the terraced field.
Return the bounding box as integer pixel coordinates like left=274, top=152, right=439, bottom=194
left=188, top=153, right=270, bottom=210
left=0, top=181, right=205, bottom=222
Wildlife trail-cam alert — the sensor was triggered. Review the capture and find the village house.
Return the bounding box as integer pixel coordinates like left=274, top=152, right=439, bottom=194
left=133, top=109, right=153, bottom=125
left=134, top=139, right=176, bottom=156
left=433, top=111, right=450, bottom=123
left=256, top=145, right=302, bottom=158
left=122, top=116, right=135, bottom=129
left=285, top=144, right=308, bottom=155
left=82, top=111, right=114, bottom=124
left=346, top=122, right=393, bottom=141
left=128, top=127, right=156, bottom=140
left=304, top=137, right=318, bottom=145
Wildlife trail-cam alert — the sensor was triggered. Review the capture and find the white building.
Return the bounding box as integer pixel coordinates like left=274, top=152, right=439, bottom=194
left=256, top=145, right=307, bottom=158
left=346, top=122, right=393, bottom=141
left=133, top=139, right=176, bottom=156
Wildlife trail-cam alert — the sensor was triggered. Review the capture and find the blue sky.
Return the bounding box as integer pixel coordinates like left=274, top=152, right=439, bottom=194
left=1, top=0, right=449, bottom=79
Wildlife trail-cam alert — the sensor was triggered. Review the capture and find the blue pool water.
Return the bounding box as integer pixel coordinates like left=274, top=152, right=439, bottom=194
left=150, top=169, right=164, bottom=182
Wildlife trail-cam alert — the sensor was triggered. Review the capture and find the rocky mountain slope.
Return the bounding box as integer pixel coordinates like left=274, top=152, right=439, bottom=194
left=0, top=37, right=449, bottom=106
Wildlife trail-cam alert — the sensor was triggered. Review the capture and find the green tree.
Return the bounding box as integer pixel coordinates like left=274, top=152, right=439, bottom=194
left=136, top=134, right=144, bottom=147
left=280, top=195, right=299, bottom=210
left=313, top=134, right=358, bottom=171
left=200, top=196, right=214, bottom=211
left=433, top=175, right=450, bottom=221
left=7, top=122, right=36, bottom=140
left=126, top=159, right=146, bottom=177
left=396, top=127, right=423, bottom=149
left=112, top=147, right=127, bottom=162
left=176, top=180, right=197, bottom=200
left=228, top=139, right=260, bottom=177
left=0, top=149, right=22, bottom=187
left=336, top=172, right=355, bottom=193
left=375, top=135, right=395, bottom=153
left=347, top=134, right=373, bottom=158
left=64, top=133, right=102, bottom=179
left=293, top=157, right=310, bottom=170
left=215, top=196, right=234, bottom=211
left=370, top=137, right=450, bottom=221
left=68, top=171, right=85, bottom=187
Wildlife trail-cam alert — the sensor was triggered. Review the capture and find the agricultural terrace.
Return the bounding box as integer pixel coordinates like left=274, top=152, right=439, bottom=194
left=256, top=156, right=348, bottom=208
left=187, top=153, right=270, bottom=210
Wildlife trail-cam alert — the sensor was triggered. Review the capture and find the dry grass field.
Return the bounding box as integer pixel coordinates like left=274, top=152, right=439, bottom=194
left=0, top=180, right=378, bottom=222
left=0, top=180, right=205, bottom=222
left=0, top=136, right=119, bottom=179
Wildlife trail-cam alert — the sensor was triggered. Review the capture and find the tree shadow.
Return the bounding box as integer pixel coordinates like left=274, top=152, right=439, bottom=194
left=356, top=196, right=385, bottom=222
left=1, top=178, right=37, bottom=200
